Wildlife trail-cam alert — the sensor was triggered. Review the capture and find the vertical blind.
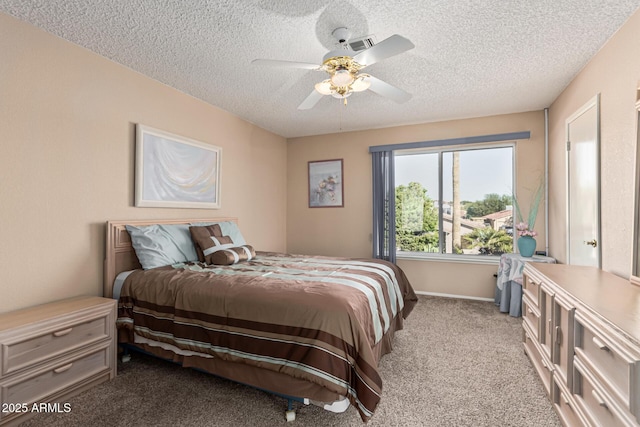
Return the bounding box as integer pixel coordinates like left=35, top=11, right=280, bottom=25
left=372, top=150, right=396, bottom=263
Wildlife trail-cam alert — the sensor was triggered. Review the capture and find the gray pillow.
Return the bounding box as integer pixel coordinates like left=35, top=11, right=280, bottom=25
left=126, top=224, right=199, bottom=269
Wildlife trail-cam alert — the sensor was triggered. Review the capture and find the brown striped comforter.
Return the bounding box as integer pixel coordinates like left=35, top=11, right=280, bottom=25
left=116, top=252, right=417, bottom=421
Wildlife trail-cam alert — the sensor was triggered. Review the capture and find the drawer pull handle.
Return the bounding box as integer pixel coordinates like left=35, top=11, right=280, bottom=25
left=53, top=363, right=73, bottom=374
left=562, top=394, right=571, bottom=407
left=548, top=319, right=552, bottom=335
left=527, top=308, right=533, bottom=315
left=591, top=389, right=608, bottom=410
left=53, top=328, right=73, bottom=337
left=592, top=336, right=610, bottom=352
left=555, top=326, right=562, bottom=345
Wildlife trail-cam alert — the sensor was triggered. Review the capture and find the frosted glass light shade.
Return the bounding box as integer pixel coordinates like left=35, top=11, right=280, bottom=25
left=330, top=69, right=355, bottom=86
left=351, top=75, right=371, bottom=92
left=314, top=80, right=334, bottom=95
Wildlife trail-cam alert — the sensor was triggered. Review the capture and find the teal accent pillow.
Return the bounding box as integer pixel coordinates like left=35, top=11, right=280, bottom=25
left=126, top=224, right=199, bottom=269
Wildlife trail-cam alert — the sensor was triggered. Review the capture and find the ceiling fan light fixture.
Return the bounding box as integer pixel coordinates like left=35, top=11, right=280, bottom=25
left=350, top=74, right=371, bottom=92
left=314, top=80, right=334, bottom=95
left=256, top=31, right=415, bottom=110
left=331, top=91, right=352, bottom=99
left=330, top=68, right=355, bottom=86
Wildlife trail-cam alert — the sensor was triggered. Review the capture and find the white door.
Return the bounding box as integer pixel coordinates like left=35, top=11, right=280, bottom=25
left=566, top=95, right=601, bottom=267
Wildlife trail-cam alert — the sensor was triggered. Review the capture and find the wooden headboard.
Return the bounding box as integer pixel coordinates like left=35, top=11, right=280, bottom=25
left=104, top=217, right=238, bottom=298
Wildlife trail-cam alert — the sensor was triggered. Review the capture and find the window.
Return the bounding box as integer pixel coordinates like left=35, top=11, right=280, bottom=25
left=395, top=144, right=514, bottom=258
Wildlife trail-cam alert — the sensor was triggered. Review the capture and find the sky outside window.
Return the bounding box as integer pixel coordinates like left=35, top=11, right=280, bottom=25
left=395, top=147, right=513, bottom=202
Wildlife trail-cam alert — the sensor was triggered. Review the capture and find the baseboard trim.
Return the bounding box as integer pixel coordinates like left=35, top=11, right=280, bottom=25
left=414, top=290, right=494, bottom=302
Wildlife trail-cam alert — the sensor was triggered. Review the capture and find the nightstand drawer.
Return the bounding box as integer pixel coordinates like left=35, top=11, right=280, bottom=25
left=0, top=344, right=110, bottom=410
left=1, top=315, right=110, bottom=377
left=0, top=297, right=115, bottom=426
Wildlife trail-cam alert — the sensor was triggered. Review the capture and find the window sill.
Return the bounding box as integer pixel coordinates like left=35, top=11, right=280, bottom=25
left=396, top=252, right=502, bottom=265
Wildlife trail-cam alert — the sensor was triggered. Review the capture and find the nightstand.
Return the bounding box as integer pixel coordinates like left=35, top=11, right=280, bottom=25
left=0, top=296, right=116, bottom=426
left=494, top=253, right=555, bottom=317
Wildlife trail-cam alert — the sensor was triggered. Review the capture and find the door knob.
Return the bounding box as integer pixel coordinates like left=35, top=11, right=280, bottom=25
left=585, top=239, right=598, bottom=248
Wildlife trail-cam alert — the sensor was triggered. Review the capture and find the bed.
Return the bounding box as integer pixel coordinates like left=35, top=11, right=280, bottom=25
left=104, top=218, right=417, bottom=422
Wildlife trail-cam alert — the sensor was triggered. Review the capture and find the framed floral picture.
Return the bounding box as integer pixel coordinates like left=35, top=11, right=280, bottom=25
left=308, top=159, right=344, bottom=208
left=135, top=124, right=221, bottom=209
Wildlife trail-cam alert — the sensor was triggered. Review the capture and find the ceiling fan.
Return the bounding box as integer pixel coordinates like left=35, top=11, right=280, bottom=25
left=252, top=28, right=415, bottom=110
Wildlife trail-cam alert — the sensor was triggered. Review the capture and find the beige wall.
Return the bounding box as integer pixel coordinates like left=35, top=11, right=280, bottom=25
left=287, top=111, right=546, bottom=299
left=6, top=6, right=638, bottom=313
left=0, top=13, right=287, bottom=313
left=548, top=9, right=640, bottom=278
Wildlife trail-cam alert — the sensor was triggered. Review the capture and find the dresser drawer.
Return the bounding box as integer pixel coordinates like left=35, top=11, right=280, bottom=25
left=522, top=294, right=540, bottom=342
left=574, top=312, right=638, bottom=414
left=1, top=314, right=110, bottom=377
left=574, top=358, right=637, bottom=427
left=552, top=374, right=584, bottom=427
left=539, top=285, right=554, bottom=360
left=552, top=295, right=574, bottom=387
left=522, top=273, right=540, bottom=308
left=524, top=323, right=552, bottom=396
left=0, top=344, right=110, bottom=412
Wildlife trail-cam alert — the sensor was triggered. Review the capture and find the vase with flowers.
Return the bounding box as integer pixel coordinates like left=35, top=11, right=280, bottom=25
left=513, top=181, right=544, bottom=257
left=516, top=222, right=537, bottom=257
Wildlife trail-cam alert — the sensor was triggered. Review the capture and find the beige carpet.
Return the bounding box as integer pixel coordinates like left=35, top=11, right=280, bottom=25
left=23, top=295, right=561, bottom=426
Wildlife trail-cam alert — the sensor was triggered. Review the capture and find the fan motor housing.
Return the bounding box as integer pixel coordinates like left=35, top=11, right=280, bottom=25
left=331, top=27, right=352, bottom=44
left=323, top=49, right=355, bottom=63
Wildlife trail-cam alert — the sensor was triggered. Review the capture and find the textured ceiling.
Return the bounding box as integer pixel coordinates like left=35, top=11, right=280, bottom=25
left=1, top=1, right=639, bottom=138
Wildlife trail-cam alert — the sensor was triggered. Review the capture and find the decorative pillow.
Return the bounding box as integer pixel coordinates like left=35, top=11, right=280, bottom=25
left=189, top=224, right=222, bottom=262
left=189, top=225, right=255, bottom=265
left=207, top=244, right=256, bottom=265
left=190, top=221, right=246, bottom=244
left=189, top=221, right=246, bottom=261
left=126, top=224, right=199, bottom=269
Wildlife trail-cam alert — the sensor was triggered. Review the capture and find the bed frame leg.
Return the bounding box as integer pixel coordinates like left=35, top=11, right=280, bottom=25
left=285, top=399, right=296, bottom=422
left=121, top=348, right=132, bottom=363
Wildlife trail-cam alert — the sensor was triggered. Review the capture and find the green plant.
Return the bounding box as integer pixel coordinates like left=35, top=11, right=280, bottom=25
left=512, top=180, right=544, bottom=233
left=463, top=227, right=513, bottom=255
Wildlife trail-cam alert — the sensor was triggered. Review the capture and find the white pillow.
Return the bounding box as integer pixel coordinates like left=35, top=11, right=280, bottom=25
left=126, top=224, right=199, bottom=269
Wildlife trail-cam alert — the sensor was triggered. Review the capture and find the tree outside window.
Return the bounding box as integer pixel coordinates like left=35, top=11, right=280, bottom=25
left=395, top=145, right=514, bottom=256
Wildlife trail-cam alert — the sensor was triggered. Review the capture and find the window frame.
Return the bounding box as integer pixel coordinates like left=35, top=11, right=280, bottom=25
left=394, top=141, right=517, bottom=263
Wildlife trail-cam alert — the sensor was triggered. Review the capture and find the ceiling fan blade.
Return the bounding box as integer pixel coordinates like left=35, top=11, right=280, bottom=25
left=353, top=34, right=415, bottom=67
left=298, top=90, right=324, bottom=110
left=366, top=75, right=412, bottom=104
left=251, top=59, right=321, bottom=70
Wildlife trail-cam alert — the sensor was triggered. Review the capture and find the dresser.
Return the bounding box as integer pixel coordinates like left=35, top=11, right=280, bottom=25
left=0, top=296, right=116, bottom=426
left=522, top=263, right=640, bottom=427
